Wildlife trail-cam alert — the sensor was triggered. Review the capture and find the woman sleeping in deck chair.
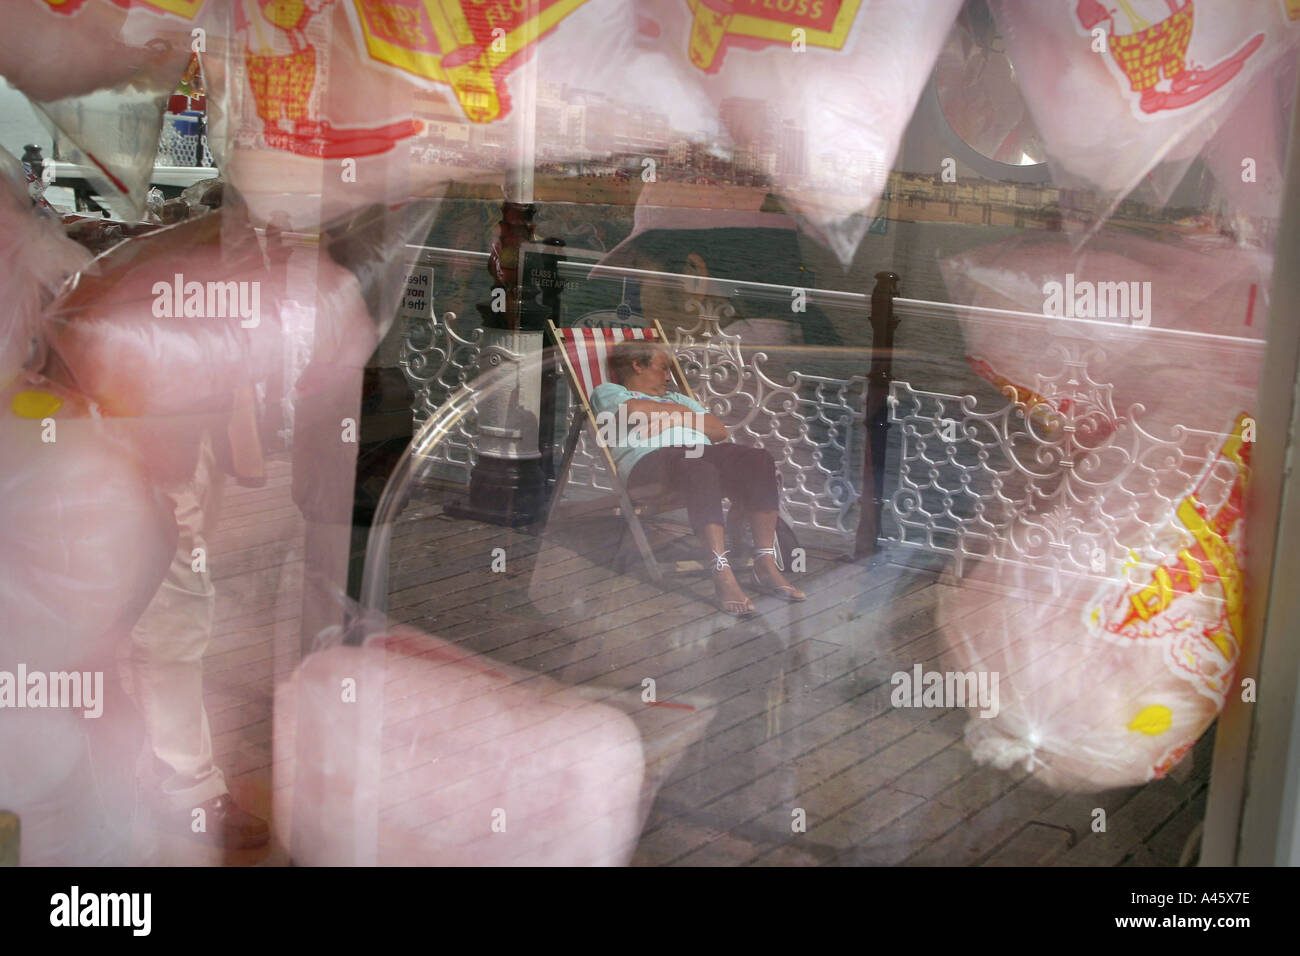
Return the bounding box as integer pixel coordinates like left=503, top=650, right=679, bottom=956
left=589, top=339, right=806, bottom=617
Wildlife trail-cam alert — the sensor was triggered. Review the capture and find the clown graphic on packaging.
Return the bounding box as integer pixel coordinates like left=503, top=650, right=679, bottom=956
left=1073, top=0, right=1272, bottom=116
left=237, top=0, right=422, bottom=157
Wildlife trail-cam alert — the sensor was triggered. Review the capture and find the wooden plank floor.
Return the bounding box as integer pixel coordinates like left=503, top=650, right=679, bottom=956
left=164, top=463, right=1213, bottom=866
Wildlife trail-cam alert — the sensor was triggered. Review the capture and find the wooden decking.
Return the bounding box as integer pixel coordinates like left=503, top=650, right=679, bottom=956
left=165, top=456, right=1213, bottom=866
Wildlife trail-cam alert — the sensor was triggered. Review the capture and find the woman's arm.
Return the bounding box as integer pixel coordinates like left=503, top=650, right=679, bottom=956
left=622, top=398, right=728, bottom=443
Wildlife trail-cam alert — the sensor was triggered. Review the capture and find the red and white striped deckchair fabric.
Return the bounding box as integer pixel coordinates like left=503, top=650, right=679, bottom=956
left=553, top=325, right=659, bottom=399
left=546, top=320, right=698, bottom=581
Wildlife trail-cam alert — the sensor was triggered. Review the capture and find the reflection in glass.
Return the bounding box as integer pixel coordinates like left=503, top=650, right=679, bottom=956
left=935, top=0, right=1046, bottom=167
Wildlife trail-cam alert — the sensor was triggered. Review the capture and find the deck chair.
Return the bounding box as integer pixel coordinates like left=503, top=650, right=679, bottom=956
left=546, top=320, right=698, bottom=582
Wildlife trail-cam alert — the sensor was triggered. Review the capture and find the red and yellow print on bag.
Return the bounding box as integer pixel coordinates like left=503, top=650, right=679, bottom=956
left=39, top=0, right=206, bottom=16
left=349, top=0, right=590, bottom=122
left=1089, top=414, right=1251, bottom=779
left=236, top=0, right=421, bottom=157
left=1073, top=0, right=1267, bottom=115
left=681, top=0, right=861, bottom=72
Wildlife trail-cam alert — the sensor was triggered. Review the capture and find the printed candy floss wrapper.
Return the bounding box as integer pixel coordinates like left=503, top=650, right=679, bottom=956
left=199, top=0, right=427, bottom=229
left=621, top=0, right=965, bottom=267
left=929, top=231, right=1265, bottom=791
left=202, top=0, right=962, bottom=266
left=988, top=0, right=1300, bottom=223
left=201, top=0, right=624, bottom=228
left=936, top=417, right=1250, bottom=792
left=273, top=629, right=648, bottom=865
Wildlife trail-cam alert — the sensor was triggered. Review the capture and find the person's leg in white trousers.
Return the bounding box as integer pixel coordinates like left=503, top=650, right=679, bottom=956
left=122, top=433, right=228, bottom=813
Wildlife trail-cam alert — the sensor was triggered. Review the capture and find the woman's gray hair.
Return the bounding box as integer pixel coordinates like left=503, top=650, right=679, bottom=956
left=607, top=339, right=667, bottom=386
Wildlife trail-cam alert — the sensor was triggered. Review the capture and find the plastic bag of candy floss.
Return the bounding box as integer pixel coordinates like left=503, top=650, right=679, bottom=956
left=0, top=140, right=171, bottom=674
left=928, top=232, right=1259, bottom=790
left=934, top=413, right=1249, bottom=792
left=0, top=371, right=177, bottom=866
left=937, top=228, right=1267, bottom=449
left=988, top=0, right=1300, bottom=227
left=1, top=371, right=177, bottom=668
left=40, top=195, right=430, bottom=493
left=273, top=593, right=649, bottom=866
left=200, top=0, right=629, bottom=229
left=197, top=0, right=662, bottom=229
left=0, top=146, right=90, bottom=392
left=42, top=216, right=277, bottom=494
left=41, top=213, right=284, bottom=470
left=570, top=0, right=966, bottom=268
left=196, top=0, right=428, bottom=231
left=201, top=0, right=583, bottom=231
left=0, top=0, right=210, bottom=218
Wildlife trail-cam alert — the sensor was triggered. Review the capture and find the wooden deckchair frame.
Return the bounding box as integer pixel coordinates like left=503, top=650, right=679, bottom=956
left=545, top=319, right=698, bottom=582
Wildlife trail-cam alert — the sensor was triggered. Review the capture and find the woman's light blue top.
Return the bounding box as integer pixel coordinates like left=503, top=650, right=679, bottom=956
left=588, top=383, right=711, bottom=480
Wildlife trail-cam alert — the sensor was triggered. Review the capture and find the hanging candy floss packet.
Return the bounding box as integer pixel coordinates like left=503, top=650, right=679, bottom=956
left=927, top=228, right=1264, bottom=791
left=988, top=0, right=1300, bottom=230
left=1, top=0, right=214, bottom=217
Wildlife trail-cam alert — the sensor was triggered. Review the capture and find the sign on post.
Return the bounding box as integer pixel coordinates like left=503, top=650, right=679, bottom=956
left=400, top=263, right=435, bottom=322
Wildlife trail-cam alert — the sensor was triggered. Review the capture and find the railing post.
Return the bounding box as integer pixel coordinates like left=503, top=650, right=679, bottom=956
left=854, top=270, right=900, bottom=559
left=528, top=236, right=566, bottom=490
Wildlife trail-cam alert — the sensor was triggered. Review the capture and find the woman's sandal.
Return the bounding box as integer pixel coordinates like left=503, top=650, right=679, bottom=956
left=712, top=550, right=756, bottom=618
left=749, top=548, right=807, bottom=602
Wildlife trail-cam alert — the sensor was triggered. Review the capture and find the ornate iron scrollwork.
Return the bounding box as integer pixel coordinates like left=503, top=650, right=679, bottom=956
left=401, top=291, right=875, bottom=552
left=399, top=310, right=484, bottom=483
left=885, top=338, right=1244, bottom=597
left=670, top=294, right=869, bottom=545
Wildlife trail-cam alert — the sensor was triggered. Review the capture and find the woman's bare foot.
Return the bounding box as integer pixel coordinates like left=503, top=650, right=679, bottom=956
left=712, top=567, right=755, bottom=617
left=752, top=554, right=806, bottom=601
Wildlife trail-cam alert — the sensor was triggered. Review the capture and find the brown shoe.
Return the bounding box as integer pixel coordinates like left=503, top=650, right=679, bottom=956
left=167, top=794, right=270, bottom=850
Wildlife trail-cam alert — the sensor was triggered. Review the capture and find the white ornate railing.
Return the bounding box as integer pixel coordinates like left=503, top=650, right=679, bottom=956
left=884, top=331, right=1256, bottom=597
left=399, top=309, right=483, bottom=483
left=670, top=295, right=868, bottom=542
left=398, top=263, right=1262, bottom=578
left=398, top=293, right=873, bottom=551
